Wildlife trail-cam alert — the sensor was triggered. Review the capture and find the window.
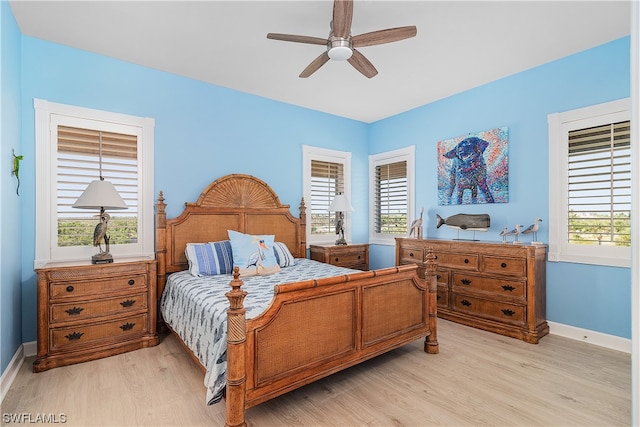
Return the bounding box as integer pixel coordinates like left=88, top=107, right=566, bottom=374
left=303, top=146, right=351, bottom=245
left=34, top=99, right=155, bottom=267
left=369, top=146, right=415, bottom=245
left=548, top=98, right=631, bottom=267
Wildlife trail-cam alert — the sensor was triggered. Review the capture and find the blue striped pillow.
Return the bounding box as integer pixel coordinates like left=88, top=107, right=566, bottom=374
left=185, top=240, right=234, bottom=276
left=273, top=242, right=296, bottom=267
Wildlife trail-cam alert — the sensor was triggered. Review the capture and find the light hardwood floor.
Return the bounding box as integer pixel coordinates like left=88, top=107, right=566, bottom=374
left=2, top=320, right=630, bottom=426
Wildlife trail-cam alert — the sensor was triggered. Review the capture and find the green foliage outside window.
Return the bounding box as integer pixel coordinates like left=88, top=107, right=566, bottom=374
left=568, top=211, right=630, bottom=246
left=58, top=217, right=138, bottom=247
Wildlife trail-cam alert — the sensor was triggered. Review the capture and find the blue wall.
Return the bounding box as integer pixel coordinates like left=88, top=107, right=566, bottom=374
left=0, top=3, right=631, bottom=377
left=368, top=37, right=631, bottom=339
left=1, top=0, right=24, bottom=375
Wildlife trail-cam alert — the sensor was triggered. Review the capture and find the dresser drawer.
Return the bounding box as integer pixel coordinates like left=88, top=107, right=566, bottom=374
left=452, top=294, right=525, bottom=326
left=330, top=253, right=367, bottom=269
left=451, top=273, right=525, bottom=299
left=436, top=284, right=448, bottom=308
left=434, top=252, right=479, bottom=271
left=50, top=274, right=147, bottom=299
left=50, top=314, right=148, bottom=350
left=398, top=246, right=424, bottom=264
left=50, top=292, right=148, bottom=323
left=435, top=269, right=449, bottom=286
left=483, top=256, right=526, bottom=277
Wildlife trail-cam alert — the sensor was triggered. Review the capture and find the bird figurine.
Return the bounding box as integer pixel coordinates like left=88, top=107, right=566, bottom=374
left=499, top=227, right=509, bottom=243
left=409, top=207, right=424, bottom=238
left=522, top=217, right=543, bottom=244
left=93, top=212, right=110, bottom=253
left=91, top=212, right=114, bottom=264
left=505, top=224, right=522, bottom=244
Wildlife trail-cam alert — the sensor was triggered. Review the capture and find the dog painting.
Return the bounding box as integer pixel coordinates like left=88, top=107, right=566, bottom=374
left=437, top=127, right=508, bottom=205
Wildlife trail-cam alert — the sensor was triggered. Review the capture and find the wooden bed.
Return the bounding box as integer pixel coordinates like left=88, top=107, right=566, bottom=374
left=155, top=174, right=439, bottom=427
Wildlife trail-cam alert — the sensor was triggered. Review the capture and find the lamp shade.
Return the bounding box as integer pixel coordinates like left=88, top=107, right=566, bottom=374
left=328, top=194, right=354, bottom=212
left=72, top=179, right=128, bottom=210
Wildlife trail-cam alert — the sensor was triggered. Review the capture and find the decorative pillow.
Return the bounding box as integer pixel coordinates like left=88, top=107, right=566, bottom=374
left=185, top=240, right=234, bottom=277
left=273, top=242, right=296, bottom=267
left=227, top=230, right=281, bottom=277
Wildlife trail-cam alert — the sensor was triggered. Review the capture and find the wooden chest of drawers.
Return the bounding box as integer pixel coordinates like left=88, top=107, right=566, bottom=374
left=33, top=258, right=160, bottom=372
left=396, top=238, right=548, bottom=343
left=309, top=244, right=369, bottom=270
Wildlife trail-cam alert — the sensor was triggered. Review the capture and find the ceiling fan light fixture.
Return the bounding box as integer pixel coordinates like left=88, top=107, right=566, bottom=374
left=327, top=37, right=353, bottom=60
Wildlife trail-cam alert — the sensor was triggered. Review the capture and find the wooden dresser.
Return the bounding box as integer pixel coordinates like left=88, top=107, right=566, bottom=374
left=396, top=238, right=548, bottom=343
left=310, top=243, right=369, bottom=270
left=33, top=258, right=160, bottom=372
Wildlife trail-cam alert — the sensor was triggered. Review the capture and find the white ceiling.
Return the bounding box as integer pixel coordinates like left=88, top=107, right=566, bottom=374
left=9, top=0, right=631, bottom=123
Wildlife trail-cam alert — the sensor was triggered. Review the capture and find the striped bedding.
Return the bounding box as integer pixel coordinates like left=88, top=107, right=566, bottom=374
left=160, top=258, right=359, bottom=405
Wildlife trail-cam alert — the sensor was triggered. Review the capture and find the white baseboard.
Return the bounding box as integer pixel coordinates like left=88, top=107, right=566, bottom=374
left=548, top=321, right=631, bottom=353
left=1, top=341, right=36, bottom=404
left=1, top=345, right=24, bottom=404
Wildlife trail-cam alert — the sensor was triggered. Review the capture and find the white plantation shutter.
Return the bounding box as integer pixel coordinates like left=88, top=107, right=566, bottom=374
left=567, top=120, right=631, bottom=246
left=310, top=160, right=344, bottom=236
left=57, top=125, right=138, bottom=247
left=374, top=160, right=408, bottom=234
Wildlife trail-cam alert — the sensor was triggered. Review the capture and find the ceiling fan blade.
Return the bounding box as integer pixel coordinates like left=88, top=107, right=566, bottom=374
left=267, top=33, right=328, bottom=45
left=332, top=0, right=353, bottom=39
left=347, top=49, right=378, bottom=78
left=352, top=26, right=417, bottom=47
left=300, top=52, right=330, bottom=78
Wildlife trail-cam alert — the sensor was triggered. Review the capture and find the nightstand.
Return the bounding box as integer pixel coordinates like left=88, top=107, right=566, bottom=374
left=33, top=257, right=159, bottom=372
left=309, top=243, right=369, bottom=271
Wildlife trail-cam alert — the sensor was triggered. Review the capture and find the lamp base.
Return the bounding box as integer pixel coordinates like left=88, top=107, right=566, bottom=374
left=334, top=237, right=347, bottom=246
left=92, top=252, right=114, bottom=264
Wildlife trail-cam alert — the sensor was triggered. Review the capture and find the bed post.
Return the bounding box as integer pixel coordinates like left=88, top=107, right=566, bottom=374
left=424, top=247, right=439, bottom=354
left=155, top=192, right=167, bottom=331
left=225, top=267, right=248, bottom=427
left=299, top=197, right=307, bottom=257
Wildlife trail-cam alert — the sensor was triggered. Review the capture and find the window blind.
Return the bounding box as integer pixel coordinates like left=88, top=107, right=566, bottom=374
left=310, top=160, right=344, bottom=236
left=374, top=160, right=407, bottom=234
left=567, top=120, right=631, bottom=246
left=57, top=125, right=138, bottom=247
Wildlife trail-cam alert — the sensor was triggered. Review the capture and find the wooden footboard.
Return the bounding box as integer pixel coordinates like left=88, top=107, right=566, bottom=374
left=225, top=251, right=439, bottom=427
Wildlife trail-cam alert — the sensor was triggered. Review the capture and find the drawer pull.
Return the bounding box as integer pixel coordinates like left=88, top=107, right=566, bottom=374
left=66, top=285, right=74, bottom=293
left=358, top=255, right=361, bottom=259
left=501, top=262, right=507, bottom=268
left=120, top=299, right=136, bottom=308
left=334, top=257, right=339, bottom=263
left=119, top=322, right=135, bottom=331
left=502, top=309, right=515, bottom=316
left=128, top=279, right=135, bottom=285
left=464, top=258, right=469, bottom=264
left=65, top=307, right=84, bottom=316
left=437, top=295, right=441, bottom=300
left=409, top=252, right=414, bottom=257
left=65, top=332, right=84, bottom=341
left=436, top=274, right=441, bottom=280
left=502, top=285, right=516, bottom=292
left=460, top=279, right=472, bottom=285
left=461, top=299, right=472, bottom=307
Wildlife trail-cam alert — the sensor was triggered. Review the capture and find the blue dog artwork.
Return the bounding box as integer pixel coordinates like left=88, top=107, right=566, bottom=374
left=437, top=127, right=508, bottom=205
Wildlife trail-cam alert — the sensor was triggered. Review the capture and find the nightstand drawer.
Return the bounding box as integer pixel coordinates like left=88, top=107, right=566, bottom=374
left=50, top=274, right=147, bottom=299
left=330, top=253, right=366, bottom=268
left=50, top=314, right=148, bottom=350
left=50, top=292, right=148, bottom=323
left=310, top=244, right=369, bottom=271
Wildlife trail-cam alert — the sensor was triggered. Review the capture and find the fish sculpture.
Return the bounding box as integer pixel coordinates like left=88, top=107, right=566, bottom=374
left=436, top=213, right=491, bottom=232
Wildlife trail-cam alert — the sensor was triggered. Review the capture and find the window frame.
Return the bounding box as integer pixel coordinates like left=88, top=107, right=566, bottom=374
left=302, top=145, right=352, bottom=246
left=548, top=98, right=631, bottom=267
left=34, top=99, right=155, bottom=267
left=368, top=146, right=415, bottom=245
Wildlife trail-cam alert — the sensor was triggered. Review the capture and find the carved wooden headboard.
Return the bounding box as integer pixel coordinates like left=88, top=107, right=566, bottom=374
left=155, top=174, right=306, bottom=297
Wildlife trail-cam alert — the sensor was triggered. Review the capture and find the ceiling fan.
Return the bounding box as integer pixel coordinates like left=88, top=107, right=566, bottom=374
left=266, top=0, right=417, bottom=78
